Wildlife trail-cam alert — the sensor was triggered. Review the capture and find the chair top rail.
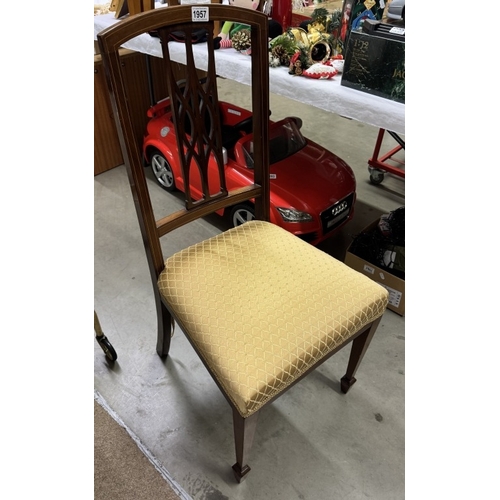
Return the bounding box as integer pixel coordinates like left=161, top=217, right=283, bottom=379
left=98, top=5, right=269, bottom=52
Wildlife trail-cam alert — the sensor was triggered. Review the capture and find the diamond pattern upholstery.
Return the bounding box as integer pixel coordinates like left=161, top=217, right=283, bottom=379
left=158, top=220, right=389, bottom=417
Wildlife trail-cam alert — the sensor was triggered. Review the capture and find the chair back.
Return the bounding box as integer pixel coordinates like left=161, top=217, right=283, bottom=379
left=97, top=5, right=270, bottom=280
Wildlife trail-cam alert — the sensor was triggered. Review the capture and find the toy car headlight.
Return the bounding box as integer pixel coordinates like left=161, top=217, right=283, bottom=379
left=276, top=207, right=313, bottom=222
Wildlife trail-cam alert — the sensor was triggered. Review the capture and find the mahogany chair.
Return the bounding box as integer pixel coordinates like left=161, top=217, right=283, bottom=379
left=97, top=4, right=389, bottom=482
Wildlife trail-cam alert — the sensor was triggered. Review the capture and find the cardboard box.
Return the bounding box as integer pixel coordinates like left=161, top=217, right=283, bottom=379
left=344, top=219, right=405, bottom=316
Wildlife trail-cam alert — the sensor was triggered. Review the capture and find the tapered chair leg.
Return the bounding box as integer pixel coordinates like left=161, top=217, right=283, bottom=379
left=156, top=296, right=173, bottom=358
left=232, top=409, right=259, bottom=483
left=340, top=316, right=382, bottom=394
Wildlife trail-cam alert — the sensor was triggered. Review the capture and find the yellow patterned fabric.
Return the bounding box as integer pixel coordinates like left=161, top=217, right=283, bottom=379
left=158, top=221, right=388, bottom=417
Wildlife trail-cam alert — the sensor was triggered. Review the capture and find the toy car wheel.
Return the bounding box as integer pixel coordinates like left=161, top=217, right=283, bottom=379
left=230, top=204, right=255, bottom=227
left=368, top=167, right=385, bottom=185
left=151, top=151, right=176, bottom=192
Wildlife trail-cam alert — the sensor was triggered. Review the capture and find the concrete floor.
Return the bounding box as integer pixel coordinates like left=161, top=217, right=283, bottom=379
left=94, top=78, right=405, bottom=500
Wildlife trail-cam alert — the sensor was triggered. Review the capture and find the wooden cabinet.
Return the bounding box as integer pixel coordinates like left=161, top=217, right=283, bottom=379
left=94, top=49, right=169, bottom=176
left=94, top=54, right=124, bottom=175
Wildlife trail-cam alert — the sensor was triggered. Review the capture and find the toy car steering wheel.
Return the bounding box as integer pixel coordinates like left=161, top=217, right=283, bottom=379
left=235, top=116, right=253, bottom=135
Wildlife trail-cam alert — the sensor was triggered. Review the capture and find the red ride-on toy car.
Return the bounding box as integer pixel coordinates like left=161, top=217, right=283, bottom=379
left=143, top=90, right=356, bottom=246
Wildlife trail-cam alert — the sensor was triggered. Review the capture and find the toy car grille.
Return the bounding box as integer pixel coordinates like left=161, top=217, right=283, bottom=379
left=320, top=193, right=355, bottom=234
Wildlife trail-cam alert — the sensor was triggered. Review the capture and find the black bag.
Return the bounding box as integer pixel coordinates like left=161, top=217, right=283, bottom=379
left=149, top=28, right=209, bottom=44
left=169, top=29, right=208, bottom=43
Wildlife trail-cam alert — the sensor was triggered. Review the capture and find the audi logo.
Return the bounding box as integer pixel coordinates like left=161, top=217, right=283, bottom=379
left=332, top=201, right=348, bottom=216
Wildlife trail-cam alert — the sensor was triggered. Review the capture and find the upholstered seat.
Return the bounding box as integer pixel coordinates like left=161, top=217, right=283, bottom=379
left=159, top=220, right=388, bottom=417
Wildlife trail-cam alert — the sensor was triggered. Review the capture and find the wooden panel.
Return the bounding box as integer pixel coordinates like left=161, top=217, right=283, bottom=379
left=113, top=0, right=155, bottom=18
left=128, top=0, right=155, bottom=16
left=94, top=56, right=123, bottom=176
left=94, top=50, right=158, bottom=176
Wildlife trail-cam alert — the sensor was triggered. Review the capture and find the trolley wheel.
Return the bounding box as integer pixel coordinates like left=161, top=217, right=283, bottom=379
left=369, top=167, right=385, bottom=185
left=96, top=335, right=118, bottom=361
